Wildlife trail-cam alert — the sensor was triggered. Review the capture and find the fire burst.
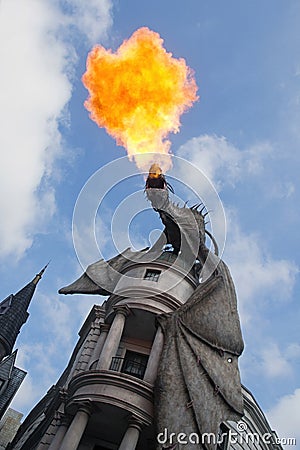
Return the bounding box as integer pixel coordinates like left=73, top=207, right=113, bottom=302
left=82, top=27, right=198, bottom=172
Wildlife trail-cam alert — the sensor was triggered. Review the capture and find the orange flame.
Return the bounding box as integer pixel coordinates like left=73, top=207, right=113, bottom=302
left=82, top=27, right=198, bottom=172
left=148, top=163, right=162, bottom=178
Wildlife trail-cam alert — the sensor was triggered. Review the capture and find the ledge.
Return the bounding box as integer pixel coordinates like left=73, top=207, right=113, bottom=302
left=66, top=370, right=154, bottom=425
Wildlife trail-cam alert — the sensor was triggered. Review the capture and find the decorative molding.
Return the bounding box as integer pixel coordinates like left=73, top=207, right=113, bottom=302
left=100, top=323, right=110, bottom=333
left=77, top=400, right=94, bottom=417
left=112, top=304, right=131, bottom=317
left=128, top=414, right=146, bottom=430
left=58, top=388, right=68, bottom=403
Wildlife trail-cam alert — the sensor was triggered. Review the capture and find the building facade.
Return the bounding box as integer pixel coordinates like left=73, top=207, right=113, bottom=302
left=9, top=253, right=282, bottom=449
left=8, top=190, right=284, bottom=449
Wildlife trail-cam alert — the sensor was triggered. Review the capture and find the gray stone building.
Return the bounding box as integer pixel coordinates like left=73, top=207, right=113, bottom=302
left=0, top=267, right=46, bottom=422
left=8, top=189, right=283, bottom=449
left=0, top=352, right=26, bottom=423
left=0, top=409, right=23, bottom=450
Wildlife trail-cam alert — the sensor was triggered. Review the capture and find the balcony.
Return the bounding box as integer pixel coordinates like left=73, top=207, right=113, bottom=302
left=66, top=370, right=154, bottom=424
left=110, top=355, right=148, bottom=380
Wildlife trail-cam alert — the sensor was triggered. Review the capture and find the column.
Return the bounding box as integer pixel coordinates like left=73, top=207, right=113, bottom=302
left=143, top=326, right=164, bottom=384
left=96, top=306, right=130, bottom=370
left=89, top=323, right=110, bottom=368
left=48, top=415, right=70, bottom=450
left=59, top=404, right=92, bottom=450
left=118, top=416, right=143, bottom=450
left=78, top=320, right=101, bottom=371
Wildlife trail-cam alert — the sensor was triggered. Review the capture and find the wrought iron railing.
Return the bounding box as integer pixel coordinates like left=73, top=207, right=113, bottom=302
left=110, top=356, right=123, bottom=372
left=109, top=357, right=147, bottom=379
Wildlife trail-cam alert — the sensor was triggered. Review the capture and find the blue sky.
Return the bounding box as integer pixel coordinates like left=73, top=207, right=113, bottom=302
left=0, top=0, right=299, bottom=444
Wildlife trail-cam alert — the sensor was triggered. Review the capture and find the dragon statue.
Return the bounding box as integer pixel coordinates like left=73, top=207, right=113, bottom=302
left=60, top=165, right=244, bottom=450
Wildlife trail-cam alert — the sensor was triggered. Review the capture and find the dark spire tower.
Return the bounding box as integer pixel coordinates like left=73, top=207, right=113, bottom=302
left=0, top=264, right=48, bottom=362
left=0, top=265, right=47, bottom=422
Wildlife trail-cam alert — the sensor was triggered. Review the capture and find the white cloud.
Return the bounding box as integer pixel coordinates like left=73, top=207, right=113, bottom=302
left=260, top=342, right=293, bottom=379
left=63, top=0, right=113, bottom=44
left=38, top=292, right=101, bottom=353
left=0, top=0, right=69, bottom=258
left=267, top=388, right=300, bottom=443
left=177, top=134, right=272, bottom=191
left=267, top=181, right=295, bottom=200
left=12, top=341, right=59, bottom=413
left=222, top=212, right=298, bottom=329
left=286, top=343, right=300, bottom=359
left=225, top=214, right=298, bottom=304
left=0, top=0, right=113, bottom=260
left=73, top=294, right=104, bottom=319
left=41, top=295, right=74, bottom=346
left=240, top=339, right=300, bottom=394
left=177, top=135, right=240, bottom=190
left=73, top=220, right=109, bottom=270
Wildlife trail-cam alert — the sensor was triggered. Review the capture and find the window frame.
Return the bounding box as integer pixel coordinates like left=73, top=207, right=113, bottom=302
left=144, top=268, right=161, bottom=282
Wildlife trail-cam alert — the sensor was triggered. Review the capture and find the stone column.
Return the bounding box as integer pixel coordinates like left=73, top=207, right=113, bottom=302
left=48, top=415, right=70, bottom=450
left=143, top=325, right=164, bottom=384
left=78, top=321, right=101, bottom=371
left=96, top=306, right=130, bottom=370
left=118, top=416, right=143, bottom=450
left=89, top=323, right=110, bottom=369
left=59, top=404, right=92, bottom=450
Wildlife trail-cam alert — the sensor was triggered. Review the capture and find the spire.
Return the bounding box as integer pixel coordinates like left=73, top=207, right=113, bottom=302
left=32, top=260, right=50, bottom=285
left=0, top=264, right=48, bottom=361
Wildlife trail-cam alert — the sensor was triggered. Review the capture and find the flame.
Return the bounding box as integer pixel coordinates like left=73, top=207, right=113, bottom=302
left=148, top=163, right=162, bottom=178
left=82, top=27, right=198, bottom=172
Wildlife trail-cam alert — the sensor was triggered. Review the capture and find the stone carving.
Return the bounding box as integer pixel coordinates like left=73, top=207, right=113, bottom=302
left=146, top=188, right=244, bottom=449
left=155, top=261, right=244, bottom=449
left=59, top=248, right=148, bottom=296
left=59, top=184, right=244, bottom=450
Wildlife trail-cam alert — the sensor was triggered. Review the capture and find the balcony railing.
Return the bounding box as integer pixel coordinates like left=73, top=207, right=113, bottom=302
left=110, top=357, right=147, bottom=380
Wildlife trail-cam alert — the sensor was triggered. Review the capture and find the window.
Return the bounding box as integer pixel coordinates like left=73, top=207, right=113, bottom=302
left=122, top=351, right=149, bottom=379
left=0, top=294, right=13, bottom=315
left=144, top=269, right=161, bottom=282
left=110, top=351, right=149, bottom=380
